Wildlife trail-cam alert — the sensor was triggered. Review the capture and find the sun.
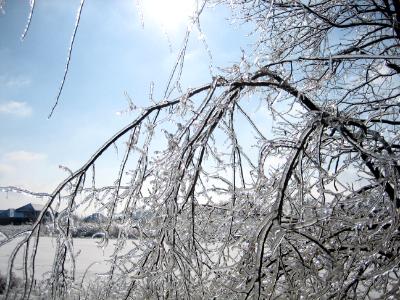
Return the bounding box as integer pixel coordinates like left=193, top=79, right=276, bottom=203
left=141, top=0, right=196, bottom=31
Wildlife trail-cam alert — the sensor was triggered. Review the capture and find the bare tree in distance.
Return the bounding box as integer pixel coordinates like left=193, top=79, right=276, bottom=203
left=1, top=0, right=400, bottom=299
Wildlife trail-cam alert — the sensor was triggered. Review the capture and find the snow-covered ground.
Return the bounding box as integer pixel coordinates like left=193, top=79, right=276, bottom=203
left=0, top=236, right=133, bottom=281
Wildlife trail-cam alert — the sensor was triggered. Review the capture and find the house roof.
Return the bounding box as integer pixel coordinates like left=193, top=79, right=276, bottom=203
left=15, top=203, right=44, bottom=212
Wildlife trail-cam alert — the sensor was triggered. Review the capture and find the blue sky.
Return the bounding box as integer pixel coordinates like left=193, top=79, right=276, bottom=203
left=0, top=1, right=256, bottom=209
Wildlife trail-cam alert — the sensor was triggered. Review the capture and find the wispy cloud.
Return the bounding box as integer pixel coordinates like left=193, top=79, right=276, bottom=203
left=4, top=151, right=46, bottom=162
left=0, top=75, right=31, bottom=88
left=0, top=101, right=32, bottom=117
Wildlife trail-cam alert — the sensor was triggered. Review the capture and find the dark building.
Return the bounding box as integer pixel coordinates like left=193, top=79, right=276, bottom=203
left=0, top=203, right=45, bottom=225
left=83, top=213, right=107, bottom=223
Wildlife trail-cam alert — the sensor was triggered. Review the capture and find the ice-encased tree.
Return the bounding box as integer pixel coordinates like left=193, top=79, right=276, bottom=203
left=1, top=0, right=400, bottom=299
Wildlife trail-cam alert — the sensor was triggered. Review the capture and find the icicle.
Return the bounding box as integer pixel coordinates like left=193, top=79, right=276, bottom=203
left=21, top=0, right=35, bottom=41
left=48, top=0, right=85, bottom=119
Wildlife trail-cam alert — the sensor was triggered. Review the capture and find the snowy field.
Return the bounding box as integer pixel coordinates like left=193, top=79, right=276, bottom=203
left=0, top=236, right=131, bottom=281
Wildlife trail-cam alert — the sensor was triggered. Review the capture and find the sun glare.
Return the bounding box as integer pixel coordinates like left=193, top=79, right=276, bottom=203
left=142, top=0, right=196, bottom=31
